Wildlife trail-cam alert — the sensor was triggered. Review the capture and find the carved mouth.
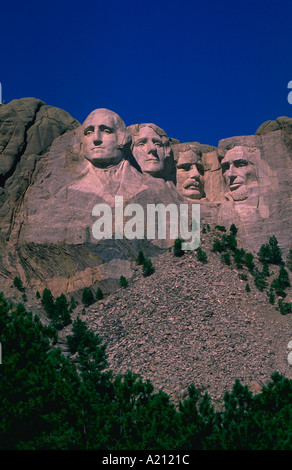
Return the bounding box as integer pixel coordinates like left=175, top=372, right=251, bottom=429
left=184, top=183, right=200, bottom=190
left=230, top=183, right=242, bottom=190
left=91, top=147, right=105, bottom=150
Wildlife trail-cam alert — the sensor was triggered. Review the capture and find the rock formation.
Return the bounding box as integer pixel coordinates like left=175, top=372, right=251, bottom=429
left=0, top=103, right=185, bottom=296
left=172, top=119, right=292, bottom=258
left=0, top=98, right=291, bottom=298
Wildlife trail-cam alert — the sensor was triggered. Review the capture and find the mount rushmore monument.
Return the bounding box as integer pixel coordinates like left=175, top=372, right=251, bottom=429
left=0, top=98, right=291, bottom=296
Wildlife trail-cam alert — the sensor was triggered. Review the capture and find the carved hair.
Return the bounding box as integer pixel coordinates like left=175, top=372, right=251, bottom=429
left=127, top=123, right=171, bottom=150
left=178, top=145, right=202, bottom=158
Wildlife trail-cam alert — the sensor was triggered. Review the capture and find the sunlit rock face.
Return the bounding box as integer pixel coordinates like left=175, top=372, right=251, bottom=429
left=214, top=126, right=292, bottom=257
left=0, top=105, right=184, bottom=296
left=176, top=147, right=205, bottom=200
left=220, top=146, right=258, bottom=202
left=127, top=123, right=176, bottom=183
left=170, top=120, right=292, bottom=258
left=0, top=100, right=291, bottom=296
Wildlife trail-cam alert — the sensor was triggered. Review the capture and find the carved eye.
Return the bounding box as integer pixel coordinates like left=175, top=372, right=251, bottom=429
left=235, top=160, right=248, bottom=167
left=137, top=141, right=145, bottom=146
left=103, top=128, right=112, bottom=134
left=177, top=164, right=191, bottom=171
left=84, top=126, right=94, bottom=136
left=221, top=163, right=230, bottom=173
left=197, top=165, right=204, bottom=175
left=154, top=142, right=162, bottom=147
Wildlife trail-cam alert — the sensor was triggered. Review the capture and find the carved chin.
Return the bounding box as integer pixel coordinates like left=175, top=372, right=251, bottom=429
left=143, top=162, right=163, bottom=175
left=229, top=185, right=249, bottom=201
left=182, top=188, right=202, bottom=199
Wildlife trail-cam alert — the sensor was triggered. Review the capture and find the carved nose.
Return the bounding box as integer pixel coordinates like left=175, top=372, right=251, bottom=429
left=190, top=171, right=200, bottom=179
left=189, top=166, right=200, bottom=180
left=229, top=175, right=237, bottom=185
left=148, top=144, right=158, bottom=157
left=93, top=131, right=102, bottom=145
left=228, top=164, right=237, bottom=176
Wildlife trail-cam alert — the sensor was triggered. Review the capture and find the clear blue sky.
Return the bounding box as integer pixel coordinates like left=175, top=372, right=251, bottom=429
left=1, top=0, right=292, bottom=146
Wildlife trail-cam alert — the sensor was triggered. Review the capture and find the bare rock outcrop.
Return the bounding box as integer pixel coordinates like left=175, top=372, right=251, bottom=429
left=0, top=98, right=80, bottom=234
left=0, top=98, right=80, bottom=289
left=255, top=115, right=292, bottom=137
left=0, top=101, right=291, bottom=299
left=0, top=97, right=80, bottom=181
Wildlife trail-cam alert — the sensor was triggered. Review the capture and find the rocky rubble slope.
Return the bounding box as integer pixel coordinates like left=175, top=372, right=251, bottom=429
left=48, top=227, right=292, bottom=407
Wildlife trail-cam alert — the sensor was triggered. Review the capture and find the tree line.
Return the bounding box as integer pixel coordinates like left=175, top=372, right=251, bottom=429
left=0, top=292, right=291, bottom=450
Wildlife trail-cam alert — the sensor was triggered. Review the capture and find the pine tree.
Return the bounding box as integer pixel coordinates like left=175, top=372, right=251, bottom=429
left=230, top=224, right=238, bottom=236
left=223, top=233, right=237, bottom=250
left=253, top=268, right=268, bottom=291
left=278, top=299, right=292, bottom=315
left=258, top=243, right=272, bottom=264
left=96, top=287, right=104, bottom=300
left=278, top=266, right=290, bottom=288
left=244, top=252, right=255, bottom=272
left=82, top=287, right=95, bottom=307
left=197, top=248, right=208, bottom=263
left=119, top=276, right=128, bottom=287
left=212, top=239, right=225, bottom=253
left=13, top=276, right=24, bottom=292
left=54, top=293, right=71, bottom=329
left=41, top=288, right=55, bottom=317
left=238, top=273, right=248, bottom=281
left=233, top=248, right=246, bottom=268
left=173, top=238, right=184, bottom=257
left=270, top=267, right=290, bottom=297
left=142, top=258, right=155, bottom=277
left=269, top=235, right=283, bottom=265
left=271, top=278, right=287, bottom=298
left=258, top=236, right=282, bottom=265
left=268, top=288, right=275, bottom=305
left=221, top=252, right=231, bottom=265
left=0, top=293, right=79, bottom=450
left=222, top=233, right=237, bottom=251
left=262, top=261, right=270, bottom=277
left=136, top=250, right=146, bottom=265
left=66, top=317, right=108, bottom=368
left=67, top=316, right=91, bottom=354
left=69, top=296, right=78, bottom=312
left=219, top=380, right=253, bottom=449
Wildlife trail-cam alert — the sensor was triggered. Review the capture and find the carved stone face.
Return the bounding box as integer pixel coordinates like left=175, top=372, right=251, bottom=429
left=176, top=149, right=204, bottom=199
left=131, top=126, right=166, bottom=177
left=82, top=109, right=126, bottom=168
left=221, top=146, right=257, bottom=201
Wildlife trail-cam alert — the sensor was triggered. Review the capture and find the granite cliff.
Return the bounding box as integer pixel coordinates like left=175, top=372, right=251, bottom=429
left=0, top=98, right=291, bottom=300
